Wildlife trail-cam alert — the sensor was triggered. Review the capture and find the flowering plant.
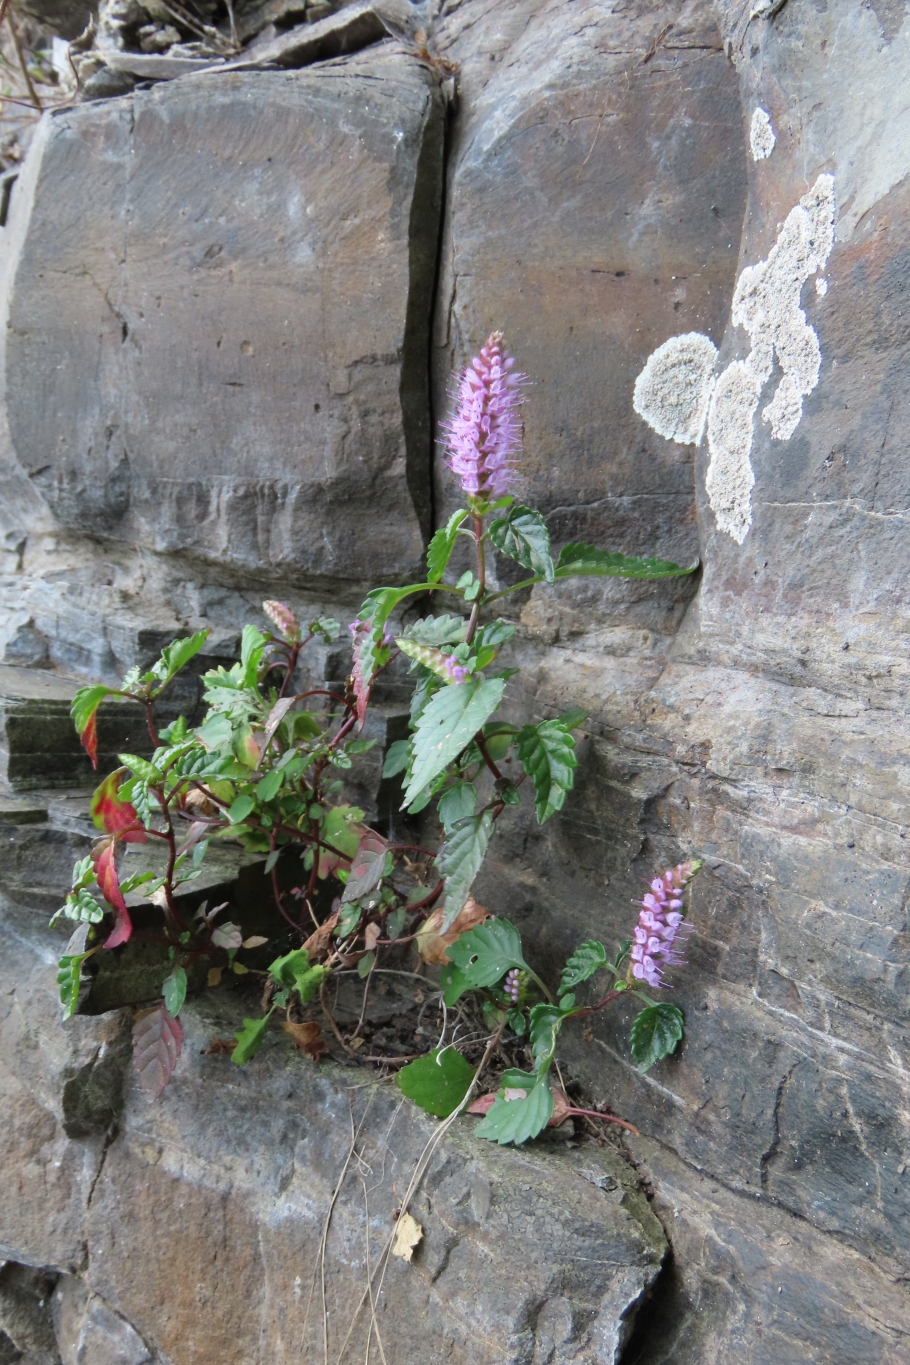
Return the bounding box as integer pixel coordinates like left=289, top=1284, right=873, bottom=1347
left=54, top=331, right=700, bottom=1143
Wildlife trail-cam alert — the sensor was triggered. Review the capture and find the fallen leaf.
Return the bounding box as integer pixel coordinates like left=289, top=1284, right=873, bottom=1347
left=184, top=786, right=218, bottom=816
left=282, top=1020, right=329, bottom=1062
left=302, top=905, right=341, bottom=960
left=416, top=895, right=489, bottom=964
left=391, top=1211, right=422, bottom=1262
left=467, top=1093, right=497, bottom=1116
left=242, top=935, right=269, bottom=949
left=232, top=961, right=249, bottom=975
left=364, top=921, right=380, bottom=951
left=207, top=966, right=223, bottom=988
left=202, top=1038, right=235, bottom=1056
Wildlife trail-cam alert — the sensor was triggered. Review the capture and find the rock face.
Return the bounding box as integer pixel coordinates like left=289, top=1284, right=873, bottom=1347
left=1, top=46, right=443, bottom=584
left=2, top=0, right=910, bottom=1361
left=0, top=896, right=666, bottom=1365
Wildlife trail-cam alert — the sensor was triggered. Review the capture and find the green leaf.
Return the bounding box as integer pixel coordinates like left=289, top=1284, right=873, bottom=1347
left=403, top=677, right=506, bottom=809
left=427, top=509, right=469, bottom=583
left=397, top=1047, right=475, bottom=1118
left=555, top=544, right=698, bottom=579
left=240, top=624, right=268, bottom=686
left=516, top=720, right=578, bottom=824
left=382, top=739, right=410, bottom=779
left=57, top=952, right=90, bottom=1020
left=71, top=684, right=114, bottom=736
left=231, top=1014, right=272, bottom=1065
left=435, top=811, right=493, bottom=930
left=334, top=902, right=363, bottom=938
left=506, top=1008, right=527, bottom=1037
left=437, top=782, right=476, bottom=832
left=53, top=887, right=104, bottom=927
left=629, top=1002, right=685, bottom=1073
left=557, top=706, right=588, bottom=731
left=118, top=753, right=164, bottom=786
left=444, top=919, right=527, bottom=1004
left=357, top=951, right=375, bottom=978
left=401, top=614, right=467, bottom=647
left=489, top=505, right=555, bottom=583
left=256, top=769, right=282, bottom=802
left=474, top=1069, right=554, bottom=1145
left=196, top=714, right=233, bottom=751
left=528, top=1002, right=566, bottom=1070
left=158, top=630, right=210, bottom=686
left=228, top=794, right=255, bottom=824
left=268, top=948, right=328, bottom=1003
left=163, top=966, right=187, bottom=1017
left=559, top=940, right=608, bottom=995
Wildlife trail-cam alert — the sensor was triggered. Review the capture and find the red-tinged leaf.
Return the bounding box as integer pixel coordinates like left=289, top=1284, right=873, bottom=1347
left=92, top=839, right=133, bottom=948
left=351, top=630, right=371, bottom=729
left=341, top=831, right=389, bottom=904
left=82, top=710, right=99, bottom=768
left=467, top=1093, right=497, bottom=1116
left=90, top=770, right=147, bottom=842
left=133, top=1003, right=183, bottom=1097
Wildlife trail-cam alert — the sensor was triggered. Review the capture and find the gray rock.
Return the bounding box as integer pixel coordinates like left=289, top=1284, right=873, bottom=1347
left=221, top=0, right=414, bottom=70
left=81, top=66, right=136, bottom=97
left=2, top=47, right=443, bottom=584
left=104, top=49, right=224, bottom=76
left=0, top=665, right=151, bottom=790
left=52, top=1276, right=152, bottom=1365
left=0, top=901, right=666, bottom=1365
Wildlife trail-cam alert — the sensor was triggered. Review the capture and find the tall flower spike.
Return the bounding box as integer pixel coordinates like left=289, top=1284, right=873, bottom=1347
left=441, top=331, right=526, bottom=501
left=628, top=860, right=701, bottom=990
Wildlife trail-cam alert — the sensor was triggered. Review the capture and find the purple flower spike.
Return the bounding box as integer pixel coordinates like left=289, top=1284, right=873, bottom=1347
left=441, top=331, right=527, bottom=502
left=443, top=653, right=470, bottom=684
left=628, top=860, right=701, bottom=989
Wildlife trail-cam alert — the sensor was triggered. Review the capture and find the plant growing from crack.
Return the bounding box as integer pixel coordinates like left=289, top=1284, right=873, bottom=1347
left=53, top=330, right=701, bottom=1143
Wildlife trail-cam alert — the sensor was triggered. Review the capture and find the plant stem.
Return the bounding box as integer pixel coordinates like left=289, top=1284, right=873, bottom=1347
left=465, top=515, right=486, bottom=644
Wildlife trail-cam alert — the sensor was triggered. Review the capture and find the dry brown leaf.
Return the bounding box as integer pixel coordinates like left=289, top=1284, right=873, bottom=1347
left=206, top=966, right=222, bottom=988
left=416, top=895, right=489, bottom=964
left=202, top=1038, right=235, bottom=1056
left=364, top=921, right=380, bottom=951
left=391, top=1211, right=422, bottom=1262
left=302, top=906, right=341, bottom=960
left=242, top=935, right=269, bottom=949
left=282, top=1020, right=329, bottom=1062
left=184, top=786, right=218, bottom=816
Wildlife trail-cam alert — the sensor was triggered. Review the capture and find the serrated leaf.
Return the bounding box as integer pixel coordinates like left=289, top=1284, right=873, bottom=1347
left=444, top=919, right=527, bottom=1004
left=435, top=811, right=493, bottom=929
left=559, top=940, right=608, bottom=995
left=382, top=739, right=410, bottom=779
left=516, top=720, right=578, bottom=824
left=118, top=753, right=164, bottom=786
left=90, top=770, right=147, bottom=841
left=341, top=831, right=389, bottom=904
left=528, top=1003, right=566, bottom=1071
left=268, top=948, right=329, bottom=1003
left=474, top=1069, right=554, bottom=1145
left=162, top=966, right=187, bottom=1016
left=437, top=782, right=476, bottom=832
left=71, top=685, right=114, bottom=769
left=240, top=624, right=268, bottom=686
left=92, top=841, right=132, bottom=948
left=396, top=1047, right=475, bottom=1118
left=231, top=1014, right=271, bottom=1066
left=57, top=952, right=90, bottom=1020
left=555, top=544, right=698, bottom=579
left=629, top=1002, right=685, bottom=1073
left=159, top=630, right=210, bottom=685
left=403, top=677, right=506, bottom=810
left=401, top=614, right=467, bottom=647
left=133, top=1004, right=184, bottom=1096
left=427, top=509, right=468, bottom=582
left=489, top=505, right=555, bottom=583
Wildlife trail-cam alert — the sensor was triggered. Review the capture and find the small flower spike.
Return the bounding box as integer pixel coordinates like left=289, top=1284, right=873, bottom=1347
left=629, top=860, right=701, bottom=989
left=441, top=331, right=527, bottom=502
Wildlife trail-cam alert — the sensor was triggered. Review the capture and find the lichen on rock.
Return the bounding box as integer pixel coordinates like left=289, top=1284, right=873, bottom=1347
left=632, top=332, right=718, bottom=445
left=750, top=107, right=776, bottom=160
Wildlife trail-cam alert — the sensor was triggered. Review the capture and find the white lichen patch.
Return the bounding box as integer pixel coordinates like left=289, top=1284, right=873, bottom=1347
left=750, top=108, right=776, bottom=161
left=816, top=277, right=828, bottom=296
left=705, top=173, right=836, bottom=542
left=632, top=332, right=718, bottom=445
